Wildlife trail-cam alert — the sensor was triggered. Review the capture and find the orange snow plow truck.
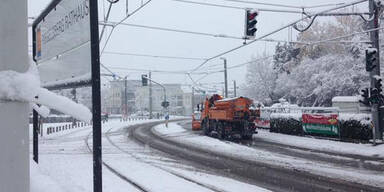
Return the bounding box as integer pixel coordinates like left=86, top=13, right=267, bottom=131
left=199, top=94, right=259, bottom=140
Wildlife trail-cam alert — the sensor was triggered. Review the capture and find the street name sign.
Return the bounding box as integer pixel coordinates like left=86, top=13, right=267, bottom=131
left=33, top=0, right=92, bottom=89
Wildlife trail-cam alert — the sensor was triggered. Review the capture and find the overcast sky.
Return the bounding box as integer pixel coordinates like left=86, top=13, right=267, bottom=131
left=28, top=0, right=369, bottom=92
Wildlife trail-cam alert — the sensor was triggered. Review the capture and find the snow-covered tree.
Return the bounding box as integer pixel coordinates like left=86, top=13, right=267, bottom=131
left=245, top=9, right=372, bottom=107
left=245, top=55, right=277, bottom=104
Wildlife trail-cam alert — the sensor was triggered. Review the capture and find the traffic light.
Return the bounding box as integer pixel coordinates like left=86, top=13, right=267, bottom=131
left=365, top=48, right=377, bottom=72
left=245, top=9, right=258, bottom=39
left=141, top=74, right=148, bottom=86
left=375, top=78, right=382, bottom=93
left=370, top=88, right=380, bottom=104
left=161, top=101, right=169, bottom=108
left=359, top=88, right=370, bottom=106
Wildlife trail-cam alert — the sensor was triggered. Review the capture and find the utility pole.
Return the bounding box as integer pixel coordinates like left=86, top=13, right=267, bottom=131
left=149, top=71, right=153, bottom=119
left=0, top=0, right=29, bottom=191
left=221, top=57, right=228, bottom=98
left=369, top=0, right=383, bottom=143
left=124, top=77, right=128, bottom=117
left=192, top=87, right=195, bottom=114
left=233, top=80, right=237, bottom=97
left=71, top=88, right=77, bottom=126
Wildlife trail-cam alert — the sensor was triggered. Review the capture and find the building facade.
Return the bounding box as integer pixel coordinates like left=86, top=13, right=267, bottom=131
left=104, top=80, right=141, bottom=114
left=135, top=84, right=206, bottom=116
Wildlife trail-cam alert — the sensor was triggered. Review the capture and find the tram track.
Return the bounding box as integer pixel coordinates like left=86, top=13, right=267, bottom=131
left=85, top=131, right=150, bottom=192
left=85, top=120, right=227, bottom=192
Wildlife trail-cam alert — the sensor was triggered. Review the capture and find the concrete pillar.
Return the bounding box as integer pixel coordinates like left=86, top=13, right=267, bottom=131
left=0, top=0, right=30, bottom=191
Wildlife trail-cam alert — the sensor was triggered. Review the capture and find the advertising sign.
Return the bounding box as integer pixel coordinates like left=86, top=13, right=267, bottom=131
left=302, top=114, right=339, bottom=136
left=33, top=0, right=91, bottom=88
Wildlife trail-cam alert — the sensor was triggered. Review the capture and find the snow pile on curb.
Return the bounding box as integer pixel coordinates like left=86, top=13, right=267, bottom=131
left=255, top=129, right=384, bottom=158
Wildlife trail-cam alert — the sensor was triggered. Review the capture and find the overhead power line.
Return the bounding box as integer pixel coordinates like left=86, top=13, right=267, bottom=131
left=173, top=0, right=307, bottom=14
left=100, top=0, right=153, bottom=54
left=173, top=0, right=366, bottom=15
left=100, top=21, right=245, bottom=40
left=219, top=0, right=345, bottom=9
left=189, top=0, right=368, bottom=72
left=100, top=21, right=316, bottom=45
left=191, top=55, right=273, bottom=74
left=104, top=51, right=208, bottom=60
left=308, top=27, right=384, bottom=45
left=107, top=66, right=189, bottom=74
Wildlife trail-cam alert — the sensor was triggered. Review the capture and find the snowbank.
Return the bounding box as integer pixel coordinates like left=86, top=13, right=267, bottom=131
left=255, top=129, right=384, bottom=158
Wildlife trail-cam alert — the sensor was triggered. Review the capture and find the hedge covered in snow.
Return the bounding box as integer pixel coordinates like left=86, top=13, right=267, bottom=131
left=270, top=113, right=372, bottom=141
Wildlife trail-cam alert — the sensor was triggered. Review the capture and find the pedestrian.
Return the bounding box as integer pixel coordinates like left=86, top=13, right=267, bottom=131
left=164, top=112, right=169, bottom=128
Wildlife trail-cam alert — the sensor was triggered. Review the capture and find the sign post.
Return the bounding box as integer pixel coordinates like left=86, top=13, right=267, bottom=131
left=33, top=0, right=102, bottom=191
left=89, top=0, right=102, bottom=191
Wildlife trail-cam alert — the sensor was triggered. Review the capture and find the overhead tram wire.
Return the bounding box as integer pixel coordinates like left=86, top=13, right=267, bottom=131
left=173, top=0, right=367, bottom=15
left=100, top=21, right=245, bottom=40
left=190, top=55, right=273, bottom=75
left=219, top=0, right=345, bottom=9
left=308, top=27, right=384, bottom=45
left=98, top=0, right=153, bottom=78
left=106, top=66, right=190, bottom=74
left=100, top=21, right=314, bottom=45
left=100, top=0, right=153, bottom=54
left=173, top=0, right=307, bottom=14
left=103, top=55, right=272, bottom=77
left=103, top=51, right=208, bottom=61
left=187, top=0, right=368, bottom=72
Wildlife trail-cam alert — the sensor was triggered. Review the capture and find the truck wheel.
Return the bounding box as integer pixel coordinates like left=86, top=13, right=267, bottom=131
left=202, top=119, right=210, bottom=136
left=217, top=122, right=225, bottom=140
left=242, top=134, right=253, bottom=140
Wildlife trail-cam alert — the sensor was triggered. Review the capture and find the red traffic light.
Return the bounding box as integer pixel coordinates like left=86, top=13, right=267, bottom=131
left=245, top=10, right=258, bottom=38
left=248, top=11, right=258, bottom=20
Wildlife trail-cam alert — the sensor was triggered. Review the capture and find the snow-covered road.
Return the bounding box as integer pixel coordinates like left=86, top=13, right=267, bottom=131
left=149, top=121, right=384, bottom=192
left=30, top=119, right=270, bottom=192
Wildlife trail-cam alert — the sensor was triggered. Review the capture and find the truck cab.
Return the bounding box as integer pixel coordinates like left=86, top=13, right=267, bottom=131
left=192, top=111, right=202, bottom=130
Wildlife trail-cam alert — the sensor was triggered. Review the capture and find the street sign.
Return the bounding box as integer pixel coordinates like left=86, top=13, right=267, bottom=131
left=302, top=114, right=339, bottom=136
left=162, top=101, right=169, bottom=108
left=33, top=0, right=92, bottom=89
left=32, top=0, right=102, bottom=191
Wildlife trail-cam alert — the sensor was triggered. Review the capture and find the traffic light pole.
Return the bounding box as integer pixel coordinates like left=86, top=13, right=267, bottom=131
left=149, top=71, right=153, bottom=119
left=142, top=75, right=167, bottom=109
left=369, top=0, right=383, bottom=143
